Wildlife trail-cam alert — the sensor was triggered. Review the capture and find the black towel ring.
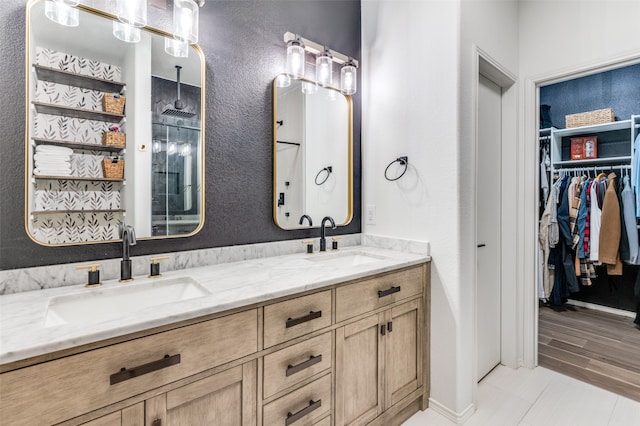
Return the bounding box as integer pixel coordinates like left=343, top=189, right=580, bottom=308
left=384, top=156, right=408, bottom=181
left=315, top=166, right=333, bottom=185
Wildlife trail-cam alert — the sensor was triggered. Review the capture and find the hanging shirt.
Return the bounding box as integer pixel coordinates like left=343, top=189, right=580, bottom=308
left=589, top=179, right=602, bottom=262
left=635, top=133, right=640, bottom=218
left=621, top=175, right=639, bottom=264
left=540, top=149, right=549, bottom=204
left=576, top=178, right=590, bottom=258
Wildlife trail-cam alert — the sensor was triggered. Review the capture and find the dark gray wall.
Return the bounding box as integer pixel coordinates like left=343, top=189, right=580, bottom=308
left=0, top=0, right=361, bottom=269
left=540, top=63, right=640, bottom=129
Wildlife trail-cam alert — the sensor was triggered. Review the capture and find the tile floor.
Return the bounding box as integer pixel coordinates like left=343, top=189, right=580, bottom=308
left=403, top=365, right=640, bottom=425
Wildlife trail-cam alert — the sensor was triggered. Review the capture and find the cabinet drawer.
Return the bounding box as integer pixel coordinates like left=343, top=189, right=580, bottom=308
left=0, top=309, right=258, bottom=426
left=263, top=373, right=332, bottom=426
left=314, top=416, right=331, bottom=426
left=335, top=266, right=423, bottom=323
left=264, top=332, right=332, bottom=399
left=264, top=291, right=332, bottom=348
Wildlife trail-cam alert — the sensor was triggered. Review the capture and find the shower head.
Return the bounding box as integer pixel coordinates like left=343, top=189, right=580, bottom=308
left=162, top=65, right=196, bottom=118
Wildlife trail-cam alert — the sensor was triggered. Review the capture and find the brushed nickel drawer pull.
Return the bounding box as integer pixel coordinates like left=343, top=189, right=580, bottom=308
left=378, top=286, right=401, bottom=298
left=110, top=354, right=181, bottom=385
left=286, top=310, right=322, bottom=328
left=286, top=399, right=322, bottom=425
left=286, top=354, right=323, bottom=377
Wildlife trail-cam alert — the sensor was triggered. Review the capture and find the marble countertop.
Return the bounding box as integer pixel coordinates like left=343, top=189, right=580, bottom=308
left=0, top=246, right=429, bottom=365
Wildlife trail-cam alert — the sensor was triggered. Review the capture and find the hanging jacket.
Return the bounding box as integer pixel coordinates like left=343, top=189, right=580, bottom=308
left=621, top=175, right=639, bottom=264
left=599, top=173, right=622, bottom=275
left=589, top=179, right=602, bottom=262
left=577, top=178, right=590, bottom=258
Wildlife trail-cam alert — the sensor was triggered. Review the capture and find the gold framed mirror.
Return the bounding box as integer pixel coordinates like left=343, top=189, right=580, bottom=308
left=273, top=75, right=353, bottom=230
left=25, top=0, right=205, bottom=245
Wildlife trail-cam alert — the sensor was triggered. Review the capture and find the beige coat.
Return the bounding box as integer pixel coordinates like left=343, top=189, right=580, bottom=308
left=599, top=173, right=623, bottom=275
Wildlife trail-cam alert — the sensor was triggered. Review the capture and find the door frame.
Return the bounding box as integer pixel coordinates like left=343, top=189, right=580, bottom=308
left=472, top=46, right=518, bottom=397
left=522, top=52, right=640, bottom=368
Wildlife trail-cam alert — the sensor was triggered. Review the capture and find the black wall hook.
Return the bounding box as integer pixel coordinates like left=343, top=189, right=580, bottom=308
left=384, top=156, right=408, bottom=181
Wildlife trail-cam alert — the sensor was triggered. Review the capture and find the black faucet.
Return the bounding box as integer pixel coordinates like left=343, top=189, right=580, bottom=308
left=319, top=216, right=336, bottom=252
left=119, top=224, right=137, bottom=282
left=299, top=214, right=313, bottom=226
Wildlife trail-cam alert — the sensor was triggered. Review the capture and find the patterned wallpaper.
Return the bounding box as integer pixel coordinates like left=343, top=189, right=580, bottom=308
left=29, top=48, right=124, bottom=244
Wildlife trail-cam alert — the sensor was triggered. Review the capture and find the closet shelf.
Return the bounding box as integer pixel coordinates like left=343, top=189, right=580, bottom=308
left=32, top=137, right=124, bottom=153
left=553, top=156, right=631, bottom=167
left=32, top=101, right=124, bottom=123
left=552, top=119, right=631, bottom=137
left=32, top=175, right=125, bottom=182
left=31, top=209, right=125, bottom=215
left=33, top=65, right=125, bottom=93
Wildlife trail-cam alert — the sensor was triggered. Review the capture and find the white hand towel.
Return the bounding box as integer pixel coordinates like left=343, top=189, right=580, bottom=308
left=34, top=154, right=71, bottom=162
left=34, top=168, right=72, bottom=176
left=36, top=145, right=74, bottom=155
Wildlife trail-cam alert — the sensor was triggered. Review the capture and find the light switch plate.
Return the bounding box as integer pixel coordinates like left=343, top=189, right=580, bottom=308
left=366, top=204, right=376, bottom=225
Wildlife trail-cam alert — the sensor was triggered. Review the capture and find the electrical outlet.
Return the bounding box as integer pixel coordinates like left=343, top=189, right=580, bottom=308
left=366, top=205, right=376, bottom=225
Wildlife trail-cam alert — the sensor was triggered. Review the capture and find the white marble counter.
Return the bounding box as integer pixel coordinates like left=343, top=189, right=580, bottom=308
left=0, top=245, right=429, bottom=365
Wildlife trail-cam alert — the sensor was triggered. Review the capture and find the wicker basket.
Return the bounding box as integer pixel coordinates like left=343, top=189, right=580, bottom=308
left=102, top=158, right=124, bottom=179
left=565, top=108, right=615, bottom=128
left=102, top=131, right=126, bottom=148
left=102, top=93, right=126, bottom=114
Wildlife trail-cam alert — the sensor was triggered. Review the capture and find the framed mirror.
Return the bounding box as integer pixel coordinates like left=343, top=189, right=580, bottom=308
left=25, top=0, right=205, bottom=245
left=273, top=76, right=353, bottom=230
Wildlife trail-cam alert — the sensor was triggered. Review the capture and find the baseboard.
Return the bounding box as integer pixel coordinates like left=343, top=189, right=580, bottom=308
left=428, top=398, right=475, bottom=424
left=566, top=299, right=635, bottom=319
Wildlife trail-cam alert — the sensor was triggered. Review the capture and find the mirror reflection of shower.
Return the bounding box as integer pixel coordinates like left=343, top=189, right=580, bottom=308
left=151, top=67, right=201, bottom=236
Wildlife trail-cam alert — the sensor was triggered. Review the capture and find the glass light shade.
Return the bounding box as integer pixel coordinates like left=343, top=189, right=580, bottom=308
left=44, top=1, right=79, bottom=27
left=287, top=42, right=305, bottom=79
left=340, top=63, right=357, bottom=95
left=115, top=0, right=146, bottom=28
left=276, top=74, right=291, bottom=88
left=301, top=81, right=318, bottom=95
left=165, top=37, right=189, bottom=58
left=316, top=51, right=333, bottom=87
left=173, top=0, right=199, bottom=44
left=113, top=21, right=141, bottom=43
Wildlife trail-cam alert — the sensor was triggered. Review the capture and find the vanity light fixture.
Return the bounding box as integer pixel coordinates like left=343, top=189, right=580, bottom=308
left=115, top=0, right=147, bottom=28
left=173, top=0, right=199, bottom=44
left=316, top=48, right=333, bottom=87
left=340, top=58, right=357, bottom=95
left=287, top=36, right=306, bottom=79
left=113, top=21, right=141, bottom=43
left=44, top=0, right=79, bottom=27
left=276, top=74, right=291, bottom=88
left=283, top=32, right=359, bottom=93
left=165, top=37, right=189, bottom=58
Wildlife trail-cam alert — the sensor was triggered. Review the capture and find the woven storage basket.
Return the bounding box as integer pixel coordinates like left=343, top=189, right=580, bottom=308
left=102, top=131, right=126, bottom=148
left=102, top=158, right=124, bottom=179
left=565, top=108, right=614, bottom=128
left=102, top=93, right=126, bottom=114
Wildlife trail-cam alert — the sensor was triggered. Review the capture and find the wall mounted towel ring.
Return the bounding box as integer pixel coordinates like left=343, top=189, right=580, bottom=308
left=315, top=166, right=333, bottom=185
left=384, top=156, right=408, bottom=181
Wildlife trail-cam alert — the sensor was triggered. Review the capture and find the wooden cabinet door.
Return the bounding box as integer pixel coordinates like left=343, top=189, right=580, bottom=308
left=145, top=361, right=257, bottom=426
left=335, top=313, right=385, bottom=426
left=81, top=403, right=144, bottom=426
left=385, top=299, right=422, bottom=409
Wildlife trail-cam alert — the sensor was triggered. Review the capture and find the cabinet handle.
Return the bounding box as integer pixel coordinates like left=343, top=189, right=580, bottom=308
left=151, top=420, right=162, bottom=426
left=286, top=354, right=323, bottom=377
left=110, top=354, right=181, bottom=385
left=286, top=310, right=322, bottom=328
left=381, top=324, right=386, bottom=336
left=378, top=286, right=401, bottom=298
left=388, top=321, right=393, bottom=333
left=286, top=399, right=322, bottom=425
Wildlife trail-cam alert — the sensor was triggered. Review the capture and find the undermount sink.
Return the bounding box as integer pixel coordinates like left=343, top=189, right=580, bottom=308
left=306, top=251, right=387, bottom=267
left=44, top=277, right=210, bottom=328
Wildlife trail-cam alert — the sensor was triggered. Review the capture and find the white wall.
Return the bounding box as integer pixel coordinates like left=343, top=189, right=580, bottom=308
left=362, top=0, right=463, bottom=415
left=362, top=0, right=519, bottom=418
left=517, top=0, right=640, bottom=367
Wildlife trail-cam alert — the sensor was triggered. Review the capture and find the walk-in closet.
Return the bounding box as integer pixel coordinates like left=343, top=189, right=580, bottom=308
left=537, top=63, right=640, bottom=402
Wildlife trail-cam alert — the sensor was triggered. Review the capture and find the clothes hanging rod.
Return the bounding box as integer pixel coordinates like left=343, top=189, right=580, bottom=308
left=555, top=164, right=631, bottom=173
left=284, top=32, right=359, bottom=67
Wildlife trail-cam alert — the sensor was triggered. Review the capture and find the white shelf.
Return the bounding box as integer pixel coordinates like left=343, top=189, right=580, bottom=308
left=552, top=119, right=631, bottom=137
left=553, top=156, right=631, bottom=167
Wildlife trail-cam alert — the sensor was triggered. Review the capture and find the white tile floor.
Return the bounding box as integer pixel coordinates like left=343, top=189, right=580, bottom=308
left=403, top=365, right=640, bottom=425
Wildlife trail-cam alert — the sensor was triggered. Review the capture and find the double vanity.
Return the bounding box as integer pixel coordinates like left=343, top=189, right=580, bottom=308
left=1, top=246, right=431, bottom=426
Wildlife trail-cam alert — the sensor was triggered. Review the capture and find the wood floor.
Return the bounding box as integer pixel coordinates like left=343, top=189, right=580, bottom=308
left=538, top=305, right=640, bottom=402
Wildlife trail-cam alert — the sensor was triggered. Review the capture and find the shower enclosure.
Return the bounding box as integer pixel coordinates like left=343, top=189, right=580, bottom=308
left=151, top=113, right=201, bottom=236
